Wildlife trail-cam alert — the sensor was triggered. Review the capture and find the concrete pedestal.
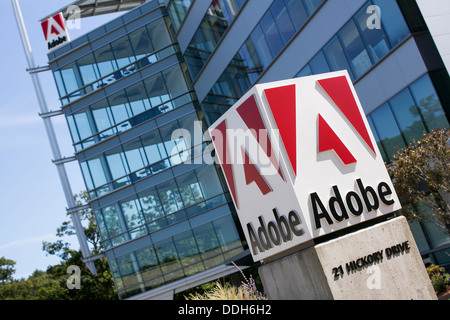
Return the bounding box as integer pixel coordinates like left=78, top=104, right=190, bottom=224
left=259, top=216, right=437, bottom=300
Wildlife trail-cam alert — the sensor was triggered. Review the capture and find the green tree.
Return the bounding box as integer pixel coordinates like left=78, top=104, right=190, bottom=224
left=40, top=191, right=118, bottom=300
left=388, top=128, right=450, bottom=233
left=0, top=192, right=117, bottom=300
left=0, top=270, right=64, bottom=300
left=0, top=257, right=16, bottom=284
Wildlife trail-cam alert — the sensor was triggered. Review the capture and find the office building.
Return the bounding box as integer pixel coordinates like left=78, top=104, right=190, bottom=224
left=44, top=0, right=449, bottom=299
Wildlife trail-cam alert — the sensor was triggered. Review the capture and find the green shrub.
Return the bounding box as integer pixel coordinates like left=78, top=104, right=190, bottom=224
left=427, top=264, right=450, bottom=293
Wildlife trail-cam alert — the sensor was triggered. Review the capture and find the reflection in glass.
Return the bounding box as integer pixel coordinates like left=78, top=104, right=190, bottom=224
left=55, top=17, right=174, bottom=104
left=309, top=51, right=330, bottom=74
left=260, top=8, right=284, bottom=57
left=372, top=0, right=410, bottom=47
left=410, top=75, right=450, bottom=130
left=167, top=0, right=193, bottom=33
left=184, top=0, right=245, bottom=80
left=135, top=246, right=161, bottom=281
left=370, top=103, right=405, bottom=162
left=339, top=20, right=372, bottom=78
left=154, top=238, right=182, bottom=278
left=324, top=37, right=354, bottom=80
left=67, top=64, right=191, bottom=152
left=355, top=3, right=390, bottom=63
left=389, top=89, right=426, bottom=144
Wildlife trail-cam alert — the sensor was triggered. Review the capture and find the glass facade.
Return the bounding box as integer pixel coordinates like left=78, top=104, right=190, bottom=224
left=184, top=0, right=246, bottom=81
left=67, top=64, right=195, bottom=152
left=79, top=112, right=210, bottom=199
left=54, top=17, right=176, bottom=105
left=368, top=74, right=449, bottom=163
left=167, top=0, right=193, bottom=33
left=297, top=0, right=410, bottom=80
left=48, top=0, right=450, bottom=299
left=50, top=2, right=245, bottom=299
left=201, top=0, right=326, bottom=125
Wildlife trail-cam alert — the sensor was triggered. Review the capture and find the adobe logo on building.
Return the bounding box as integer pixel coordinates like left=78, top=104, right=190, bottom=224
left=41, top=12, right=70, bottom=51
left=208, top=71, right=401, bottom=262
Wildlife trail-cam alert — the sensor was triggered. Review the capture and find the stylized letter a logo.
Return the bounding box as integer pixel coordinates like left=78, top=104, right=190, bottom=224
left=41, top=13, right=66, bottom=41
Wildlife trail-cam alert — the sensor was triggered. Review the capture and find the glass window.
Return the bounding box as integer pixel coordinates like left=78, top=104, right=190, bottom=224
left=193, top=222, right=222, bottom=267
left=53, top=70, right=67, bottom=97
left=157, top=179, right=183, bottom=214
left=87, top=157, right=109, bottom=188
left=90, top=100, right=112, bottom=131
left=160, top=121, right=183, bottom=165
left=163, top=65, right=189, bottom=99
left=389, top=89, right=427, bottom=144
left=285, top=0, right=308, bottom=30
left=60, top=62, right=82, bottom=94
left=126, top=82, right=150, bottom=116
left=80, top=161, right=94, bottom=190
left=94, top=44, right=118, bottom=78
left=372, top=0, right=410, bottom=47
left=218, top=0, right=244, bottom=23
left=117, top=253, right=140, bottom=288
left=355, top=3, right=390, bottom=63
left=108, top=89, right=133, bottom=124
left=104, top=146, right=129, bottom=181
left=296, top=64, right=312, bottom=77
left=111, top=36, right=136, bottom=69
left=144, top=73, right=169, bottom=107
left=154, top=238, right=183, bottom=281
left=369, top=103, right=406, bottom=161
left=409, top=75, right=450, bottom=130
left=135, top=246, right=161, bottom=281
left=324, top=36, right=354, bottom=80
left=339, top=20, right=372, bottom=79
left=249, top=26, right=273, bottom=70
left=184, top=0, right=244, bottom=80
left=123, top=139, right=148, bottom=174
left=173, top=230, right=201, bottom=267
left=212, top=214, right=242, bottom=253
left=177, top=112, right=200, bottom=153
left=176, top=170, right=204, bottom=207
left=67, top=115, right=80, bottom=143
left=270, top=0, right=296, bottom=44
left=73, top=111, right=95, bottom=141
left=77, top=53, right=101, bottom=87
left=309, top=51, right=330, bottom=74
left=129, top=26, right=153, bottom=60
left=367, top=116, right=388, bottom=162
left=139, top=187, right=165, bottom=224
left=102, top=204, right=127, bottom=238
left=120, top=198, right=146, bottom=238
left=147, top=18, right=172, bottom=51
left=141, top=130, right=168, bottom=165
left=260, top=9, right=284, bottom=57
left=94, top=210, right=109, bottom=240
left=196, top=165, right=223, bottom=199
left=167, top=0, right=193, bottom=33
left=185, top=8, right=227, bottom=79
left=303, top=0, right=323, bottom=15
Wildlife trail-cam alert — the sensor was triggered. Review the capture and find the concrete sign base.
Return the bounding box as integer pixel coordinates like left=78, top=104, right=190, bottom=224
left=258, top=216, right=437, bottom=300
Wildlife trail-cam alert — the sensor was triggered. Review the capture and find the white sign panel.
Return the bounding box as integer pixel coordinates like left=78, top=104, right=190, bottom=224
left=41, top=12, right=70, bottom=51
left=208, top=71, right=401, bottom=262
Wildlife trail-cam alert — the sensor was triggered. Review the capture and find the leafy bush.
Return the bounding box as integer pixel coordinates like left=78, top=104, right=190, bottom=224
left=427, top=264, right=450, bottom=293
left=186, top=263, right=267, bottom=300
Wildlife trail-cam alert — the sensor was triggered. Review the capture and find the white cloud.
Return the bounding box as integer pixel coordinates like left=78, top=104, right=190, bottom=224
left=0, top=234, right=57, bottom=251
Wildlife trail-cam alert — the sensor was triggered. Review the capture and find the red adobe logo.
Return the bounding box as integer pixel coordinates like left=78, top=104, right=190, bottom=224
left=41, top=13, right=66, bottom=41
left=41, top=13, right=69, bottom=51
left=210, top=75, right=377, bottom=208
left=208, top=71, right=400, bottom=262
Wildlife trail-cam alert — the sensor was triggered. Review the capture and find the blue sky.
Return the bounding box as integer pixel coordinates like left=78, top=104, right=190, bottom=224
left=0, top=0, right=121, bottom=279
